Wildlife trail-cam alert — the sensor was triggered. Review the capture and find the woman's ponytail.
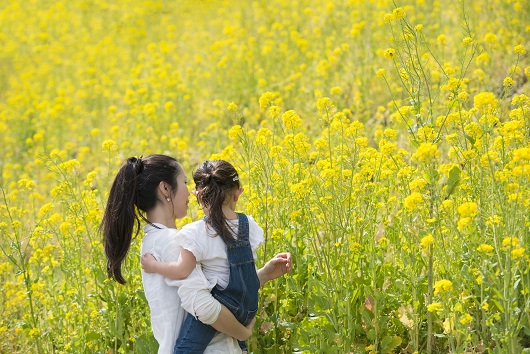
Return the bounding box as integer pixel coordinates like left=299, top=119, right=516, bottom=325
left=101, top=154, right=182, bottom=284
left=101, top=157, right=141, bottom=284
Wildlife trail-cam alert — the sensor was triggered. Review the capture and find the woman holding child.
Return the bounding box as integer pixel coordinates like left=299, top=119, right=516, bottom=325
left=101, top=154, right=291, bottom=353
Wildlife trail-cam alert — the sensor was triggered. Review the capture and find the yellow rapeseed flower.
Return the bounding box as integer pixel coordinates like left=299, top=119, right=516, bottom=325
left=514, top=45, right=526, bottom=55
left=502, top=237, right=519, bottom=249
left=484, top=33, right=498, bottom=44
left=403, top=192, right=422, bottom=211
left=477, top=244, right=494, bottom=255
left=511, top=247, right=525, bottom=259
left=393, top=7, right=406, bottom=19
left=503, top=77, right=515, bottom=87
left=101, top=139, right=118, bottom=151
left=459, top=313, right=473, bottom=325
left=457, top=201, right=478, bottom=218
left=282, top=110, right=302, bottom=129
left=384, top=48, right=396, bottom=59
left=227, top=102, right=238, bottom=111
left=420, top=234, right=435, bottom=249
left=473, top=92, right=497, bottom=110
left=427, top=302, right=443, bottom=313
left=434, top=279, right=453, bottom=296
left=412, top=142, right=439, bottom=162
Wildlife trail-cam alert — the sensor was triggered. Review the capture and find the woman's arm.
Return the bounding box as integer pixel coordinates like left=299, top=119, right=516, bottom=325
left=211, top=306, right=255, bottom=341
left=257, top=252, right=292, bottom=287
left=177, top=267, right=255, bottom=341
left=141, top=249, right=196, bottom=279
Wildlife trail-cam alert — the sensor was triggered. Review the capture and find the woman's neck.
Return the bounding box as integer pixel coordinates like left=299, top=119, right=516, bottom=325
left=146, top=205, right=176, bottom=228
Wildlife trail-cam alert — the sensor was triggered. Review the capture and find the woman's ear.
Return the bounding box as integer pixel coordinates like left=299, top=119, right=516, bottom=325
left=158, top=181, right=169, bottom=198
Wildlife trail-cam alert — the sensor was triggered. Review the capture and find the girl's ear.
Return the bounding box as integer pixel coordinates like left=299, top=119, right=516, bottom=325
left=234, top=187, right=244, bottom=202
left=194, top=190, right=202, bottom=205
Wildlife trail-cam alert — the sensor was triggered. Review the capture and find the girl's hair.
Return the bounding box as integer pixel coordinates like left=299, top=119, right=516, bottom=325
left=100, top=154, right=183, bottom=284
left=193, top=160, right=240, bottom=242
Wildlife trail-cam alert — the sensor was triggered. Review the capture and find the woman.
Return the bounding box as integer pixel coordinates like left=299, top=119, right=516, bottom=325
left=101, top=154, right=291, bottom=353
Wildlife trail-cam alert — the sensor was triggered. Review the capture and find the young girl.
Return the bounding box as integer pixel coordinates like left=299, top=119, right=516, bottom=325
left=101, top=155, right=257, bottom=354
left=141, top=159, right=292, bottom=353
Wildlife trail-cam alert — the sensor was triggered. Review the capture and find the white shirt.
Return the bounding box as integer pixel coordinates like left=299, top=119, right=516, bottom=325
left=178, top=215, right=264, bottom=292
left=141, top=223, right=244, bottom=354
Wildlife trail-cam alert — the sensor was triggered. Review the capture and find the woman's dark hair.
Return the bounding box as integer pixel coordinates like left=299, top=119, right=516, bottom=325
left=194, top=160, right=240, bottom=243
left=100, top=154, right=182, bottom=284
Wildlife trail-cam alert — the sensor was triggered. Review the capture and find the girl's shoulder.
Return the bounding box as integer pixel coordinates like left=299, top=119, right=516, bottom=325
left=241, top=214, right=264, bottom=249
left=178, top=218, right=211, bottom=239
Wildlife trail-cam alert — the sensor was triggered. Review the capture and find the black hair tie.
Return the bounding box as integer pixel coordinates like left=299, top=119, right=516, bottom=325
left=129, top=156, right=144, bottom=174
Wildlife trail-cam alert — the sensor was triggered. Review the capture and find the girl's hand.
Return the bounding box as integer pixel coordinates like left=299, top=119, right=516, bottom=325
left=141, top=253, right=158, bottom=273
left=258, top=252, right=292, bottom=286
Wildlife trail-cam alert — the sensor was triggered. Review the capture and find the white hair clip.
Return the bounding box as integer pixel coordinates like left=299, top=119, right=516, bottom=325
left=233, top=176, right=239, bottom=181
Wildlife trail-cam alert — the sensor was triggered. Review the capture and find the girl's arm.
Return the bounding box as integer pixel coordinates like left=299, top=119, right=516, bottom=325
left=141, top=249, right=196, bottom=279
left=257, top=252, right=292, bottom=287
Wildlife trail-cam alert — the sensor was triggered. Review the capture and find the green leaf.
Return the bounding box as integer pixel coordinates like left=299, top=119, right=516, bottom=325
left=367, top=328, right=376, bottom=341
left=445, top=166, right=461, bottom=198
left=381, top=335, right=402, bottom=353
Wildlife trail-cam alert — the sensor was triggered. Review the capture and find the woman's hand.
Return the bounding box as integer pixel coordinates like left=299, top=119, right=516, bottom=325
left=141, top=253, right=158, bottom=273
left=257, top=252, right=292, bottom=286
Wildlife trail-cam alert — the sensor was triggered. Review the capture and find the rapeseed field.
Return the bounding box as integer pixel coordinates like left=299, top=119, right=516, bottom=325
left=1, top=0, right=529, bottom=352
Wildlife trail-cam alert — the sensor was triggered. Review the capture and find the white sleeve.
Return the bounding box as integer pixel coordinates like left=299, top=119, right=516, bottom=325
left=247, top=215, right=264, bottom=261
left=177, top=223, right=206, bottom=262
left=177, top=264, right=222, bottom=325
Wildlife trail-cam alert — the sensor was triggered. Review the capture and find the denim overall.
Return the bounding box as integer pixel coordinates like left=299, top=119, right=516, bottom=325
left=174, top=213, right=260, bottom=354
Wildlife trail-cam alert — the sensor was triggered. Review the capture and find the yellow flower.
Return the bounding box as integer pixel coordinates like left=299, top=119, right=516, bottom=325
left=427, top=302, right=443, bottom=313
left=477, top=244, right=494, bottom=255
left=457, top=201, right=478, bottom=218
left=377, top=237, right=389, bottom=248
left=457, top=217, right=471, bottom=232
left=412, top=142, right=439, bottom=163
left=512, top=147, right=530, bottom=163
left=503, top=77, right=515, bottom=87
left=227, top=102, right=238, bottom=111
left=101, top=139, right=118, bottom=151
left=259, top=91, right=280, bottom=110
left=437, top=34, right=447, bottom=45
left=475, top=53, right=490, bottom=66
left=434, top=279, right=453, bottom=296
left=502, top=237, right=519, bottom=248
left=393, top=7, right=406, bottom=19
left=511, top=247, right=525, bottom=259
left=484, top=33, right=498, bottom=44
left=473, top=92, right=497, bottom=110
left=316, top=97, right=332, bottom=111
left=268, top=105, right=281, bottom=118
left=514, top=45, right=526, bottom=55
left=228, top=125, right=243, bottom=141
left=403, top=192, right=423, bottom=211
left=459, top=313, right=473, bottom=325
left=282, top=110, right=302, bottom=129
left=376, top=68, right=386, bottom=78
left=330, top=86, right=343, bottom=95
left=384, top=48, right=396, bottom=59
left=420, top=234, right=435, bottom=249
left=18, top=178, right=36, bottom=190
left=383, top=13, right=395, bottom=22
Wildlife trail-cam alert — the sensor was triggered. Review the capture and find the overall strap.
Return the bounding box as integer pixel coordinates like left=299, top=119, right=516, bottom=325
left=203, top=214, right=247, bottom=244
left=236, top=213, right=250, bottom=242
